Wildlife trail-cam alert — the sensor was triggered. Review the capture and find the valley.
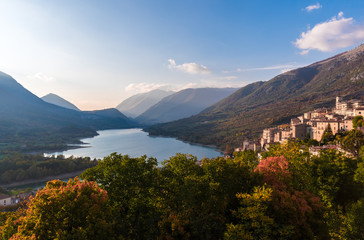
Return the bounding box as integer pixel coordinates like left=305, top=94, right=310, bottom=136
left=2, top=2, right=364, bottom=239
left=1, top=44, right=364, bottom=157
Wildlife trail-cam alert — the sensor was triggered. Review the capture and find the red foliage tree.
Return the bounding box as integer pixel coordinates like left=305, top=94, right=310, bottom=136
left=255, top=156, right=326, bottom=238
left=255, top=156, right=290, bottom=185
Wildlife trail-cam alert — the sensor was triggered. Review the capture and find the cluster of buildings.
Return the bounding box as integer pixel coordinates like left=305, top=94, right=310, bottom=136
left=236, top=97, right=364, bottom=152
left=0, top=192, right=34, bottom=207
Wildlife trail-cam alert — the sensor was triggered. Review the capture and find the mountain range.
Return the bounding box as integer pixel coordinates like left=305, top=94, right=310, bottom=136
left=145, top=44, right=364, bottom=149
left=0, top=71, right=136, bottom=151
left=116, top=89, right=173, bottom=118
left=3, top=43, right=364, bottom=152
left=136, top=88, right=238, bottom=124
left=41, top=93, right=80, bottom=111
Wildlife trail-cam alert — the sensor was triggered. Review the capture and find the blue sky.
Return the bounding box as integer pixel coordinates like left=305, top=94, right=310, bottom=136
left=1, top=0, right=364, bottom=110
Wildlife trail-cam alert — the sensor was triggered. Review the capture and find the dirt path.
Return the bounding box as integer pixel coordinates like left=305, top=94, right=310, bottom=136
left=0, top=170, right=85, bottom=189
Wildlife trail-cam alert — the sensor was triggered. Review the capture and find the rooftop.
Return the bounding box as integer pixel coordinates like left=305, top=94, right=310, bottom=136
left=0, top=194, right=10, bottom=200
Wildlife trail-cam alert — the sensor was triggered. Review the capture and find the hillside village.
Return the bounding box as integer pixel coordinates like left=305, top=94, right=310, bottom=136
left=237, top=97, right=364, bottom=153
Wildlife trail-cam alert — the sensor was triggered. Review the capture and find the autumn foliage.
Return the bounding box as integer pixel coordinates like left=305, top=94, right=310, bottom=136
left=230, top=156, right=325, bottom=239
left=7, top=178, right=113, bottom=240
left=2, top=141, right=364, bottom=239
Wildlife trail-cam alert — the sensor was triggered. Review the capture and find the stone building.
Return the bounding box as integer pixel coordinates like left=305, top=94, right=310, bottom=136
left=0, top=194, right=12, bottom=206
left=260, top=96, right=364, bottom=149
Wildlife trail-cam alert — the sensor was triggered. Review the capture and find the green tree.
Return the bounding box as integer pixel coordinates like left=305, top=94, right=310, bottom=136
left=353, top=115, right=363, bottom=129
left=308, top=150, right=362, bottom=238
left=321, top=124, right=335, bottom=144
left=342, top=199, right=364, bottom=239
left=354, top=161, right=364, bottom=185
left=157, top=153, right=261, bottom=239
left=303, top=138, right=320, bottom=147
left=225, top=186, right=294, bottom=240
left=81, top=153, right=160, bottom=239
left=233, top=150, right=259, bottom=171
left=158, top=154, right=211, bottom=239
left=341, top=129, right=364, bottom=157
left=10, top=178, right=113, bottom=240
left=0, top=210, right=23, bottom=240
left=309, top=150, right=360, bottom=209
left=202, top=155, right=260, bottom=237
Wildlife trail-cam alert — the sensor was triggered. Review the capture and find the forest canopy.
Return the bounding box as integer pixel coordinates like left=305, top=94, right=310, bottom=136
left=2, top=139, right=364, bottom=239
left=0, top=153, right=97, bottom=184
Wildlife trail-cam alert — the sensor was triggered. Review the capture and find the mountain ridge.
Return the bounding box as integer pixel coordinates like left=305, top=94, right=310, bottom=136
left=145, top=44, right=364, bottom=149
left=0, top=72, right=136, bottom=152
left=136, top=87, right=238, bottom=125
left=41, top=93, right=80, bottom=111
left=116, top=89, right=174, bottom=118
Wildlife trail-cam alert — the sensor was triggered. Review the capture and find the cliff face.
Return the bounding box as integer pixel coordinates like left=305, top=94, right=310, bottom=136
left=145, top=45, right=364, bottom=149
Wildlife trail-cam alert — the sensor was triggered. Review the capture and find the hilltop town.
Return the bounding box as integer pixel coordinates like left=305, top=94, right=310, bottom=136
left=237, top=97, right=364, bottom=152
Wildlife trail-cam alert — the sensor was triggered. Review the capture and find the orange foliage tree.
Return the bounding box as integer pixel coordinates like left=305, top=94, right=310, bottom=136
left=9, top=178, right=114, bottom=240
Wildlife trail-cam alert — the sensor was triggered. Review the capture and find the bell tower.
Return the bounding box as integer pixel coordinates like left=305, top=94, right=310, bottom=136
left=336, top=96, right=342, bottom=109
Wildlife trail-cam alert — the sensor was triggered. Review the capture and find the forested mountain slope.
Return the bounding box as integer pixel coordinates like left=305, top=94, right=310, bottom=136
left=146, top=44, right=364, bottom=149
left=0, top=71, right=136, bottom=152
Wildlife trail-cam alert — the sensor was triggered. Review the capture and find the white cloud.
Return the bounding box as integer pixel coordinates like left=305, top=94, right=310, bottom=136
left=27, top=72, right=55, bottom=82
left=237, top=64, right=298, bottom=72
left=174, top=80, right=243, bottom=92
left=221, top=75, right=238, bottom=80
left=295, top=12, right=364, bottom=54
left=300, top=50, right=310, bottom=55
left=199, top=78, right=245, bottom=89
left=168, top=59, right=210, bottom=74
left=174, top=82, right=200, bottom=91
left=280, top=68, right=293, bottom=74
left=125, top=82, right=169, bottom=93
left=305, top=3, right=322, bottom=12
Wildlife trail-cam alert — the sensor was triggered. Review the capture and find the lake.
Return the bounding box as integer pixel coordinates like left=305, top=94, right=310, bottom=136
left=47, top=128, right=222, bottom=164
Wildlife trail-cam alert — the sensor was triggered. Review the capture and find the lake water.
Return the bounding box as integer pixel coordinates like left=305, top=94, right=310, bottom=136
left=47, top=128, right=222, bottom=164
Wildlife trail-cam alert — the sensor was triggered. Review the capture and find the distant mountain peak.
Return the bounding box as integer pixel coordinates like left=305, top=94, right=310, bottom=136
left=0, top=71, right=11, bottom=78
left=41, top=93, right=80, bottom=111
left=116, top=89, right=174, bottom=118
left=0, top=71, right=23, bottom=87
left=136, top=87, right=238, bottom=125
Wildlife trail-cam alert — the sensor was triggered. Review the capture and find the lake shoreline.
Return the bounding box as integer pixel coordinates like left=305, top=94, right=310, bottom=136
left=45, top=128, right=222, bottom=162
left=148, top=133, right=224, bottom=153
left=1, top=128, right=222, bottom=190
left=30, top=128, right=222, bottom=156
left=0, top=170, right=85, bottom=189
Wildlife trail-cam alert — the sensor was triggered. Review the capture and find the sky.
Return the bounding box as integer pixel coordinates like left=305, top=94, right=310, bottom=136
left=1, top=0, right=364, bottom=110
